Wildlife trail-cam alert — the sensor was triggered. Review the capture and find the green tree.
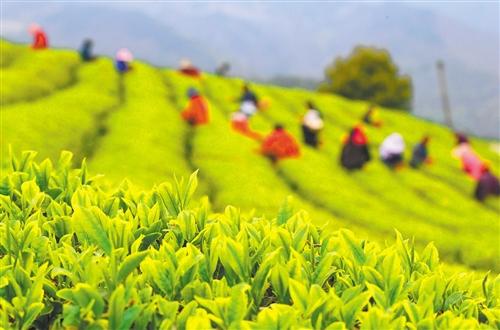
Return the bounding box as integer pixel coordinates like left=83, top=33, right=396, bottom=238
left=319, top=46, right=413, bottom=110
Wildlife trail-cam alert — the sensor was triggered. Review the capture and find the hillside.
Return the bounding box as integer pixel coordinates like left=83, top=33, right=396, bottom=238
left=1, top=42, right=499, bottom=275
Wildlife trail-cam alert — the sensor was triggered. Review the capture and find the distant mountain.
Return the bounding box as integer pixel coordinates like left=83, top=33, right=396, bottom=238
left=2, top=2, right=498, bottom=138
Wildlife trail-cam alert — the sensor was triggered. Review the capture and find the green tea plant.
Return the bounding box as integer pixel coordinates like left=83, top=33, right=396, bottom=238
left=0, top=40, right=27, bottom=67
left=89, top=64, right=198, bottom=191
left=0, top=46, right=79, bottom=104
left=1, top=41, right=498, bottom=274
left=0, top=151, right=498, bottom=329
left=251, top=84, right=499, bottom=270
left=1, top=58, right=120, bottom=165
left=165, top=72, right=336, bottom=219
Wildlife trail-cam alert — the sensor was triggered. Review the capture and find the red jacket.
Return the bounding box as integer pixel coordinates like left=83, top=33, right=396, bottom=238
left=346, top=126, right=368, bottom=146
left=261, top=128, right=300, bottom=160
left=180, top=67, right=201, bottom=78
left=32, top=31, right=48, bottom=49
left=231, top=114, right=262, bottom=140
left=181, top=95, right=209, bottom=125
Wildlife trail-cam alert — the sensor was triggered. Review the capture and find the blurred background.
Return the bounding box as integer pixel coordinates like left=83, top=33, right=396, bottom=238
left=2, top=1, right=498, bottom=138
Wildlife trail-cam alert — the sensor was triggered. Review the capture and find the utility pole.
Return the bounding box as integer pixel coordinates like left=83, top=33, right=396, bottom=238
left=436, top=60, right=454, bottom=129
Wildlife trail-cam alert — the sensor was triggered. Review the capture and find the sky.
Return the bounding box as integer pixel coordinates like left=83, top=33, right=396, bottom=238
left=1, top=1, right=498, bottom=34
left=409, top=1, right=498, bottom=34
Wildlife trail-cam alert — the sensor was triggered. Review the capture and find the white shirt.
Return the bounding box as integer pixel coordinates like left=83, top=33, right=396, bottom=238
left=303, top=109, right=324, bottom=130
left=380, top=133, right=405, bottom=158
left=240, top=101, right=257, bottom=116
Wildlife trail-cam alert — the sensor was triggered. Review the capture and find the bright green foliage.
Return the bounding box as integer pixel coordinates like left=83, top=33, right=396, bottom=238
left=89, top=64, right=196, bottom=191
left=0, top=44, right=80, bottom=104
left=320, top=46, right=412, bottom=110
left=1, top=58, right=120, bottom=164
left=164, top=71, right=368, bottom=236
left=248, top=83, right=499, bottom=270
left=0, top=153, right=499, bottom=329
left=1, top=41, right=498, bottom=273
left=0, top=40, right=27, bottom=67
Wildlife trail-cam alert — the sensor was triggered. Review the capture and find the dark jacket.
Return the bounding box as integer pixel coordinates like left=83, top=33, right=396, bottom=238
left=475, top=171, right=500, bottom=201
left=341, top=143, right=370, bottom=170
left=410, top=143, right=428, bottom=168
left=115, top=60, right=129, bottom=73
left=340, top=128, right=370, bottom=170
left=80, top=43, right=93, bottom=61
left=241, top=91, right=258, bottom=105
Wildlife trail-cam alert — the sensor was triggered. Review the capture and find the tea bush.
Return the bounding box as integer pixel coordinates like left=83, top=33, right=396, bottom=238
left=0, top=46, right=79, bottom=104
left=198, top=75, right=499, bottom=270
left=1, top=41, right=498, bottom=274
left=1, top=58, right=119, bottom=165
left=0, top=152, right=498, bottom=329
left=0, top=40, right=26, bottom=67
left=164, top=71, right=368, bottom=236
left=248, top=83, right=499, bottom=270
left=89, top=64, right=196, bottom=191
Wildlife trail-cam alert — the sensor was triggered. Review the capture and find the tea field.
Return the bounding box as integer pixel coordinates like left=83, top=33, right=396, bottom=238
left=1, top=41, right=499, bottom=329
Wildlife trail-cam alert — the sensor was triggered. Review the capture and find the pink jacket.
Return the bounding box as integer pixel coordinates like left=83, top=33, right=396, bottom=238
left=452, top=143, right=485, bottom=180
